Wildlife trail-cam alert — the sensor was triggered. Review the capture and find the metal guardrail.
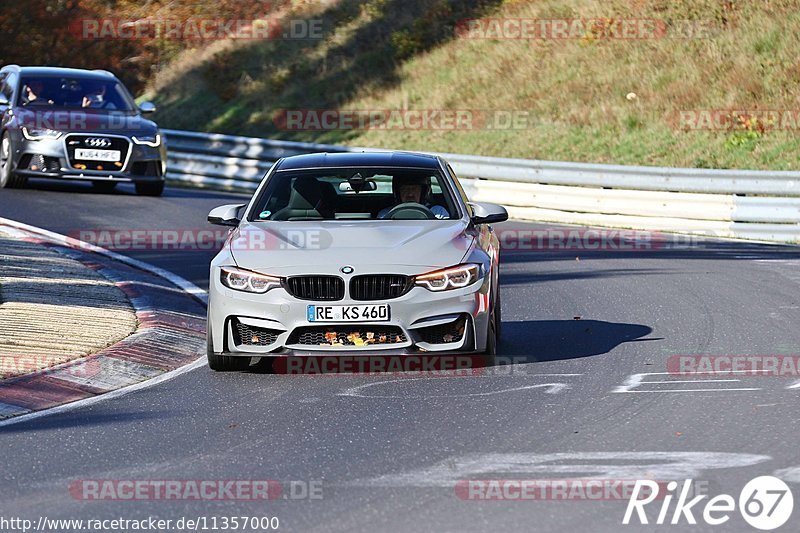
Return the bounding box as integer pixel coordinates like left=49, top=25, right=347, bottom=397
left=163, top=129, right=800, bottom=243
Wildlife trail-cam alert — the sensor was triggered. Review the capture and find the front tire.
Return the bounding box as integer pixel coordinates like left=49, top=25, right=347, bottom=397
left=494, top=290, right=502, bottom=341
left=0, top=133, right=13, bottom=189
left=481, top=304, right=498, bottom=365
left=135, top=180, right=165, bottom=196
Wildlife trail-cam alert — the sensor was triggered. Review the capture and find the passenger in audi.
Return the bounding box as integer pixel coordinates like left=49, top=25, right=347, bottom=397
left=82, top=86, right=106, bottom=108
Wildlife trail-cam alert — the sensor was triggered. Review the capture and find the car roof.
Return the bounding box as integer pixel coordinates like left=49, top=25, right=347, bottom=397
left=12, top=66, right=117, bottom=80
left=274, top=151, right=441, bottom=171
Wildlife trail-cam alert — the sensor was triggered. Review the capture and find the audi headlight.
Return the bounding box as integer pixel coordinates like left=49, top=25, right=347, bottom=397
left=220, top=266, right=281, bottom=294
left=21, top=127, right=63, bottom=140
left=132, top=133, right=162, bottom=147
left=414, top=264, right=481, bottom=291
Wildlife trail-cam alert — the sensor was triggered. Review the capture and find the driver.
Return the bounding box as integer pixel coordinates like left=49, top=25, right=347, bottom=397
left=378, top=175, right=449, bottom=219
left=22, top=80, right=52, bottom=105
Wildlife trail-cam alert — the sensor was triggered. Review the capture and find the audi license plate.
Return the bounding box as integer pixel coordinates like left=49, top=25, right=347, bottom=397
left=307, top=304, right=389, bottom=322
left=75, top=148, right=121, bottom=161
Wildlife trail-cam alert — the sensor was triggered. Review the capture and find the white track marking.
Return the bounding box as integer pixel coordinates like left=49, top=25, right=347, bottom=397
left=0, top=218, right=209, bottom=428
left=774, top=466, right=800, bottom=483
left=613, top=371, right=765, bottom=393
left=350, top=452, right=772, bottom=488
left=639, top=379, right=741, bottom=384
left=617, top=389, right=760, bottom=393
left=338, top=374, right=579, bottom=398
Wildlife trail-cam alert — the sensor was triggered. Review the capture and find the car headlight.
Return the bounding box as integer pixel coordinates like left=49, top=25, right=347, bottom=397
left=21, top=127, right=63, bottom=140
left=132, top=133, right=161, bottom=147
left=220, top=266, right=281, bottom=294
left=414, top=264, right=481, bottom=291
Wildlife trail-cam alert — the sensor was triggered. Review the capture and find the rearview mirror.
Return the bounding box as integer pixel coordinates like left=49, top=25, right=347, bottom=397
left=469, top=202, right=508, bottom=225
left=139, top=101, right=157, bottom=114
left=339, top=180, right=377, bottom=192
left=208, top=204, right=246, bottom=227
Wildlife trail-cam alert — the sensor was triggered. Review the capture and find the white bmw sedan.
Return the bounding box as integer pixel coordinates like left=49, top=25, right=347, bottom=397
left=206, top=151, right=507, bottom=371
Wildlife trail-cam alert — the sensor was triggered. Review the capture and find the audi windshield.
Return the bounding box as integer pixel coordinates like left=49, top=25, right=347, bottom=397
left=17, top=76, right=137, bottom=112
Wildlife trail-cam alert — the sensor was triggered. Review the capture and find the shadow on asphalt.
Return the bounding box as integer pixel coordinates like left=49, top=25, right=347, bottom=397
left=499, top=268, right=675, bottom=285
left=0, top=410, right=173, bottom=433
left=499, top=319, right=655, bottom=363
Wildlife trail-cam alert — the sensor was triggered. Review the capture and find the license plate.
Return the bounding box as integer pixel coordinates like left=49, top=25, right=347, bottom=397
left=75, top=148, right=121, bottom=161
left=307, top=304, right=390, bottom=322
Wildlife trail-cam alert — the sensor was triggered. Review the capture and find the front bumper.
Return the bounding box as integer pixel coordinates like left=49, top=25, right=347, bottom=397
left=208, top=269, right=492, bottom=357
left=12, top=135, right=166, bottom=183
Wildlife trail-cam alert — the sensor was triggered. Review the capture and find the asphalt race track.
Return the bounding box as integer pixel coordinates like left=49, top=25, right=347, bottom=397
left=2, top=180, right=800, bottom=532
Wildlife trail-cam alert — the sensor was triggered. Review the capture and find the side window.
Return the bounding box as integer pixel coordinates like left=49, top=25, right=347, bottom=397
left=448, top=164, right=473, bottom=217
left=2, top=73, right=18, bottom=100
left=0, top=73, right=8, bottom=101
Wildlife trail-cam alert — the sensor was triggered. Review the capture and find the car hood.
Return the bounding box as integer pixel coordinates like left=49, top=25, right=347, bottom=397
left=230, top=220, right=474, bottom=276
left=15, top=109, right=157, bottom=136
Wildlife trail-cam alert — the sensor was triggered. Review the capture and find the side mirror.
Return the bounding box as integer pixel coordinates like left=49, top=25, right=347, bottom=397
left=139, top=101, right=157, bottom=114
left=469, top=202, right=508, bottom=225
left=208, top=204, right=246, bottom=227
left=0, top=96, right=9, bottom=106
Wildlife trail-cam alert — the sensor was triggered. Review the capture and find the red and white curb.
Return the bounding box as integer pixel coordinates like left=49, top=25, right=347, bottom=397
left=0, top=218, right=209, bottom=427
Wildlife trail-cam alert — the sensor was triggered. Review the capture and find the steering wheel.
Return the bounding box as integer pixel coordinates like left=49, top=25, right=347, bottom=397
left=386, top=202, right=435, bottom=220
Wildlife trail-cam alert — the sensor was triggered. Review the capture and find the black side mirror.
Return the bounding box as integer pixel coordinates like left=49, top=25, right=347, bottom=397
left=469, top=202, right=509, bottom=225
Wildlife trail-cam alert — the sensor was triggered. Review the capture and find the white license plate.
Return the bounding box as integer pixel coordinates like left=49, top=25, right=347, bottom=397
left=75, top=148, right=121, bottom=161
left=307, top=304, right=390, bottom=322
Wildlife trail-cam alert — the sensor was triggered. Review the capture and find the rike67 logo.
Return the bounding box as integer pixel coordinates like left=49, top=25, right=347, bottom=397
left=623, top=476, right=793, bottom=530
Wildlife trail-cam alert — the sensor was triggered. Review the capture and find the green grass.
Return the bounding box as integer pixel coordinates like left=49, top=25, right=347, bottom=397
left=145, top=0, right=800, bottom=170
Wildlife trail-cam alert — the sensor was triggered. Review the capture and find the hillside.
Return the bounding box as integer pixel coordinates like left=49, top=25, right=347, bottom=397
left=145, top=0, right=800, bottom=169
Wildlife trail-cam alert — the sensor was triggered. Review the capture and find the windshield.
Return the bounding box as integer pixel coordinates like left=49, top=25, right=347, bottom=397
left=248, top=168, right=459, bottom=221
left=17, top=76, right=137, bottom=112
